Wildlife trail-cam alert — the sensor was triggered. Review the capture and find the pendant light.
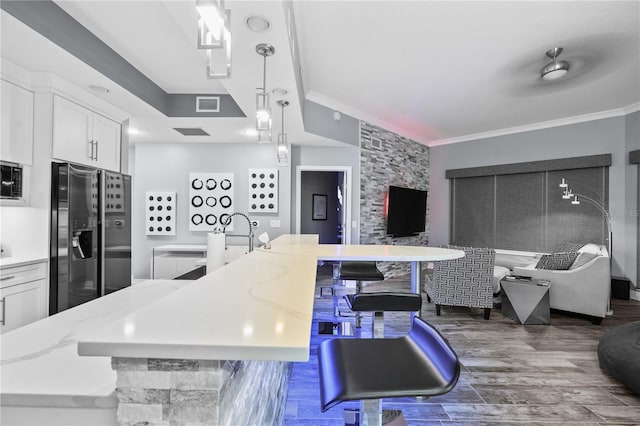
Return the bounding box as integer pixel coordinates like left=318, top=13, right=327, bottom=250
left=196, top=0, right=231, bottom=79
left=276, top=100, right=289, bottom=166
left=256, top=43, right=275, bottom=143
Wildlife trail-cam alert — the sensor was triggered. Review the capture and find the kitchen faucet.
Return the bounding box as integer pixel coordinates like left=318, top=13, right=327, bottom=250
left=222, top=212, right=254, bottom=252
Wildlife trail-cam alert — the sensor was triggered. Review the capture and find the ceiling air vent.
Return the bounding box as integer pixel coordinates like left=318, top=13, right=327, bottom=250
left=173, top=128, right=210, bottom=136
left=196, top=96, right=220, bottom=113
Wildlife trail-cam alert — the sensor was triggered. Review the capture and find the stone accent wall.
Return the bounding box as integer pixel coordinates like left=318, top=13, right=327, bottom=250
left=360, top=121, right=430, bottom=277
left=112, top=357, right=291, bottom=425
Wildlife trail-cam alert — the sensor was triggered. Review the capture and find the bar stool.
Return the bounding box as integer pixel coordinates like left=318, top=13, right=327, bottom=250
left=344, top=292, right=422, bottom=338
left=317, top=316, right=460, bottom=426
left=338, top=261, right=384, bottom=328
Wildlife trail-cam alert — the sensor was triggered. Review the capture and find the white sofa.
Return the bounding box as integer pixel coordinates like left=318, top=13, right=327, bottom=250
left=505, top=244, right=610, bottom=323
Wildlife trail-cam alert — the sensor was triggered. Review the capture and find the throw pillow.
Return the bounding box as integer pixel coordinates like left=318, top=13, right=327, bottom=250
left=535, top=252, right=578, bottom=270
left=555, top=242, right=585, bottom=253
left=569, top=252, right=598, bottom=269
left=578, top=243, right=602, bottom=255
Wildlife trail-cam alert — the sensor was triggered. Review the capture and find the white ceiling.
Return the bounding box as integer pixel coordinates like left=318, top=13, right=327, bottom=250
left=1, top=1, right=638, bottom=147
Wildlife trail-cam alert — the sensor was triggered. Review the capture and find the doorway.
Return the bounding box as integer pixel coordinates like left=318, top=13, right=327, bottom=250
left=296, top=166, right=352, bottom=244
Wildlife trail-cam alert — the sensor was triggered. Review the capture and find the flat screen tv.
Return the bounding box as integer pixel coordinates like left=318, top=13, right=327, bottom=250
left=386, top=185, right=427, bottom=237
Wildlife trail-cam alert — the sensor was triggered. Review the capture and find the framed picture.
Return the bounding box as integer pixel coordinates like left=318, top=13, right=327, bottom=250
left=312, top=194, right=328, bottom=220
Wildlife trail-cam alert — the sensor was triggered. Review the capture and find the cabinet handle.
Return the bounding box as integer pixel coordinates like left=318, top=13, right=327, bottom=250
left=0, top=276, right=15, bottom=281
left=94, top=140, right=99, bottom=161
left=88, top=139, right=94, bottom=160
left=1, top=298, right=5, bottom=326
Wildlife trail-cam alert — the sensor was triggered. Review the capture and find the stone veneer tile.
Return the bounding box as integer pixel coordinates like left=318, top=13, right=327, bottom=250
left=116, top=371, right=171, bottom=389
left=117, top=402, right=163, bottom=422
left=170, top=389, right=218, bottom=404
left=116, top=388, right=170, bottom=404
left=112, top=357, right=149, bottom=371
left=171, top=371, right=221, bottom=390
left=198, top=360, right=222, bottom=370
left=360, top=121, right=430, bottom=278
left=163, top=401, right=218, bottom=423
left=148, top=358, right=199, bottom=371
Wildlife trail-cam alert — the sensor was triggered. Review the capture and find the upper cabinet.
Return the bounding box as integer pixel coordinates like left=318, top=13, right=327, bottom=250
left=52, top=95, right=121, bottom=172
left=1, top=79, right=34, bottom=165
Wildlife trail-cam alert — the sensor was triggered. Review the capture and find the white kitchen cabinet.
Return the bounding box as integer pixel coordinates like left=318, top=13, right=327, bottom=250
left=0, top=260, right=47, bottom=334
left=52, top=95, right=121, bottom=172
left=1, top=79, right=34, bottom=165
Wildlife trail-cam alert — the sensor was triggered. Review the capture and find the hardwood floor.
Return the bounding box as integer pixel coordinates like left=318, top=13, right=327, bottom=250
left=283, top=265, right=640, bottom=425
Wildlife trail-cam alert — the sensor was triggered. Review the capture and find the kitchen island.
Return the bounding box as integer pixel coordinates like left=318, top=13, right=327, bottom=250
left=0, top=279, right=192, bottom=426
left=1, top=236, right=464, bottom=425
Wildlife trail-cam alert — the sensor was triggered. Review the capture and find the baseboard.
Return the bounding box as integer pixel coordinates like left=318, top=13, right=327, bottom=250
left=630, top=289, right=640, bottom=302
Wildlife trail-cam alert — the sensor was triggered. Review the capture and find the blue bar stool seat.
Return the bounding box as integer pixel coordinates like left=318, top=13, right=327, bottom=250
left=317, top=316, right=460, bottom=425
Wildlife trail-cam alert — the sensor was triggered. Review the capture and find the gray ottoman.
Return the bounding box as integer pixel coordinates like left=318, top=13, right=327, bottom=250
left=598, top=321, right=640, bottom=395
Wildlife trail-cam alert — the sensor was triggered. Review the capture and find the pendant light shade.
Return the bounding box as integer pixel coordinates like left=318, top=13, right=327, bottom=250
left=256, top=43, right=275, bottom=143
left=276, top=100, right=289, bottom=166
left=196, top=0, right=231, bottom=79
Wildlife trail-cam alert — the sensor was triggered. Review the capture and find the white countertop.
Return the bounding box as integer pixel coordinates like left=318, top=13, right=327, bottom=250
left=0, top=256, right=47, bottom=270
left=78, top=235, right=464, bottom=362
left=0, top=279, right=191, bottom=407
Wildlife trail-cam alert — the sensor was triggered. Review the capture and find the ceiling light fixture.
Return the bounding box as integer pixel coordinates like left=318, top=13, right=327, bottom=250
left=246, top=15, right=270, bottom=32
left=196, top=0, right=231, bottom=79
left=272, top=88, right=288, bottom=96
left=256, top=43, right=275, bottom=143
left=541, top=47, right=570, bottom=81
left=276, top=100, right=289, bottom=166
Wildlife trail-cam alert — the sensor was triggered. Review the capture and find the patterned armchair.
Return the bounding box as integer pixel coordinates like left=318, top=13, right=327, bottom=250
left=424, top=246, right=495, bottom=320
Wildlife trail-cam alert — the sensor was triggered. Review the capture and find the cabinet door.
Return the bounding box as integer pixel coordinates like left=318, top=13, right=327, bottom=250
left=1, top=79, right=34, bottom=165
left=0, top=279, right=44, bottom=333
left=92, top=113, right=121, bottom=172
left=52, top=96, right=93, bottom=166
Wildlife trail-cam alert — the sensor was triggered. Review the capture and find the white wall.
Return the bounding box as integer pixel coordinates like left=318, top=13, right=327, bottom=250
left=132, top=143, right=291, bottom=279
left=430, top=114, right=636, bottom=285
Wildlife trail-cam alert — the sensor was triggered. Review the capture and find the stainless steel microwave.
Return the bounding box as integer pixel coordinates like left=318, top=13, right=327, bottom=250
left=0, top=161, right=23, bottom=199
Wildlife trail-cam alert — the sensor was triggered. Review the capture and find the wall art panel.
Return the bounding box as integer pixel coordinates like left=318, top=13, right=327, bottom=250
left=189, top=172, right=234, bottom=231
left=248, top=168, right=278, bottom=213
left=146, top=191, right=176, bottom=235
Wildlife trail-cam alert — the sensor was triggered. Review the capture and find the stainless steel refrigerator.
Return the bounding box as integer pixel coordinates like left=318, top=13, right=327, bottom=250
left=50, top=163, right=131, bottom=314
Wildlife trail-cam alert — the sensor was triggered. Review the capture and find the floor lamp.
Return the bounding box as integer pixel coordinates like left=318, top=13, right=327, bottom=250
left=560, top=179, right=613, bottom=315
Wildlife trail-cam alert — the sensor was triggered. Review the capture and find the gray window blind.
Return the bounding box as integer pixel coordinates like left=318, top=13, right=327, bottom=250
left=449, top=156, right=609, bottom=251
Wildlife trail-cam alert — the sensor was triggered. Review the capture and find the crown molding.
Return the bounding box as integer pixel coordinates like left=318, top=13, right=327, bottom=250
left=306, top=91, right=639, bottom=148
left=429, top=104, right=640, bottom=147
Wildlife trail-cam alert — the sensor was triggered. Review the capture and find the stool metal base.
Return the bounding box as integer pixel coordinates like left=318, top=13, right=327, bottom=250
left=344, top=407, right=407, bottom=426
left=318, top=321, right=354, bottom=336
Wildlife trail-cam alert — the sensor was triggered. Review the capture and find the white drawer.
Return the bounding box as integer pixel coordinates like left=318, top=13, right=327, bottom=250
left=0, top=262, right=47, bottom=289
